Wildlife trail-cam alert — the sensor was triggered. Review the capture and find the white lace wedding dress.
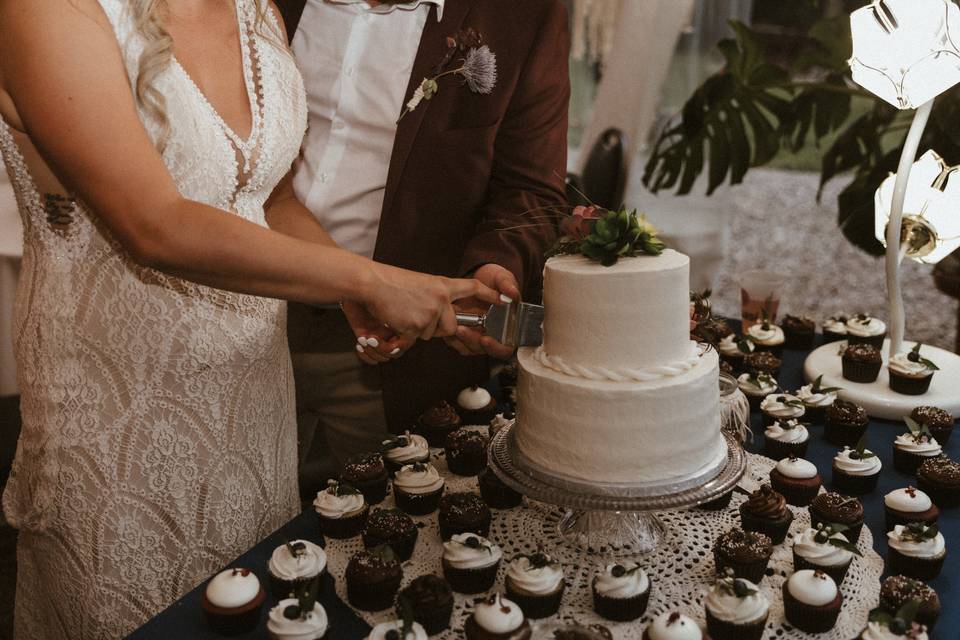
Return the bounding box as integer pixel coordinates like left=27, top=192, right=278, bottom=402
left=0, top=1, right=307, bottom=637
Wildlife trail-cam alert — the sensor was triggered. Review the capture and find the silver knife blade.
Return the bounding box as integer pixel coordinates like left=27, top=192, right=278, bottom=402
left=455, top=301, right=544, bottom=347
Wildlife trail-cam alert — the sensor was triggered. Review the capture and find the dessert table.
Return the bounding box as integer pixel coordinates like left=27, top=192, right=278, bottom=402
left=127, top=336, right=959, bottom=639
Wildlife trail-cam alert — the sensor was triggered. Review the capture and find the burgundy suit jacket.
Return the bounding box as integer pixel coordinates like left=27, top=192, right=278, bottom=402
left=278, top=0, right=570, bottom=431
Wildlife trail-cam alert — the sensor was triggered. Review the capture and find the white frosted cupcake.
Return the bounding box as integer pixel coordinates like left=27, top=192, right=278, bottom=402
left=887, top=523, right=946, bottom=581
left=782, top=569, right=842, bottom=633
left=441, top=533, right=502, bottom=594
left=367, top=620, right=428, bottom=640
left=833, top=444, right=882, bottom=495
left=465, top=593, right=531, bottom=640
left=738, top=372, right=778, bottom=410
left=704, top=573, right=769, bottom=640
left=201, top=567, right=266, bottom=635
left=893, top=429, right=942, bottom=476
left=314, top=480, right=368, bottom=538
left=858, top=619, right=929, bottom=640
left=392, top=462, right=445, bottom=515
left=792, top=524, right=859, bottom=584
left=381, top=431, right=430, bottom=473
left=822, top=314, right=849, bottom=343
left=888, top=344, right=938, bottom=395
left=763, top=419, right=809, bottom=459
left=267, top=539, right=327, bottom=599
left=457, top=385, right=498, bottom=424
left=796, top=375, right=841, bottom=422
left=267, top=596, right=328, bottom=640
left=719, top=333, right=756, bottom=369
left=745, top=321, right=785, bottom=355
left=846, top=314, right=887, bottom=348
left=504, top=553, right=565, bottom=619
left=769, top=456, right=822, bottom=506
left=884, top=487, right=939, bottom=531
left=591, top=562, right=650, bottom=622
left=760, top=393, right=805, bottom=427
left=643, top=612, right=704, bottom=640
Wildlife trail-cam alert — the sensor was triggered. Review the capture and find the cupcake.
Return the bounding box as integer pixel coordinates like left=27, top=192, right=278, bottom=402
left=341, top=452, right=389, bottom=505
left=739, top=484, right=794, bottom=543
left=464, top=593, right=531, bottom=640
left=809, top=492, right=865, bottom=543
left=842, top=343, right=883, bottom=383
left=910, top=406, right=955, bottom=446
left=381, top=431, right=430, bottom=474
left=417, top=400, right=462, bottom=447
left=893, top=425, right=942, bottom=475
left=889, top=344, right=938, bottom=395
left=880, top=575, right=941, bottom=631
left=884, top=487, right=939, bottom=531
left=441, top=533, right=503, bottom=594
left=313, top=480, right=368, bottom=538
left=367, top=620, right=428, bottom=640
left=362, top=508, right=419, bottom=561
left=445, top=428, right=490, bottom=476
left=478, top=467, right=523, bottom=509
left=396, top=575, right=454, bottom=636
left=591, top=562, right=650, bottom=622
left=822, top=313, right=850, bottom=343
left=769, top=456, right=822, bottom=506
left=824, top=399, right=869, bottom=448
left=759, top=393, right=804, bottom=427
left=504, top=552, right=565, bottom=619
left=846, top=313, right=887, bottom=348
left=795, top=375, right=841, bottom=423
left=713, top=528, right=773, bottom=584
left=704, top=572, right=769, bottom=640
left=392, top=462, right=445, bottom=515
left=643, top=612, right=705, bottom=640
left=200, top=568, right=266, bottom=635
left=737, top=373, right=778, bottom=411
left=781, top=314, right=816, bottom=350
left=763, top=419, right=810, bottom=459
left=718, top=333, right=756, bottom=371
left=438, top=492, right=492, bottom=540
left=267, top=580, right=328, bottom=640
left=857, top=613, right=928, bottom=640
left=742, top=351, right=781, bottom=378
left=488, top=411, right=516, bottom=440
left=549, top=623, right=614, bottom=639
left=745, top=320, right=785, bottom=356
left=345, top=546, right=403, bottom=612
left=267, top=539, right=327, bottom=599
left=832, top=441, right=882, bottom=495
left=782, top=569, right=842, bottom=633
left=457, top=385, right=498, bottom=424
left=887, top=522, right=946, bottom=580
left=917, top=456, right=960, bottom=507
left=792, top=524, right=859, bottom=585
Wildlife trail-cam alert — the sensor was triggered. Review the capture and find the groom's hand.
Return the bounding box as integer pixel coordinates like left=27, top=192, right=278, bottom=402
left=342, top=301, right=415, bottom=365
left=445, top=264, right=519, bottom=360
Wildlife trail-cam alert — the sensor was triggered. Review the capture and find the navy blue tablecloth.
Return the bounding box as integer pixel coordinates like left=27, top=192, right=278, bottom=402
left=129, top=337, right=958, bottom=639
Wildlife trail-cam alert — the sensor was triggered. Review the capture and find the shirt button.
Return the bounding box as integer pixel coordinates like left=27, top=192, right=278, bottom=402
left=319, top=172, right=329, bottom=183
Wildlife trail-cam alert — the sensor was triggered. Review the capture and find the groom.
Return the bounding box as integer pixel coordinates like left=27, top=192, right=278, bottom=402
left=277, top=0, right=569, bottom=488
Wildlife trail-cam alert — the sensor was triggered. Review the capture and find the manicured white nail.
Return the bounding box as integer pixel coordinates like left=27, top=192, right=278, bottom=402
left=391, top=348, right=401, bottom=355
left=500, top=294, right=513, bottom=304
left=358, top=336, right=368, bottom=347
left=355, top=344, right=365, bottom=353
left=367, top=338, right=379, bottom=348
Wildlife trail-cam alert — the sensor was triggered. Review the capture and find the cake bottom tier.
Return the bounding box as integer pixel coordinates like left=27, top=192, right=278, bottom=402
left=515, top=348, right=724, bottom=486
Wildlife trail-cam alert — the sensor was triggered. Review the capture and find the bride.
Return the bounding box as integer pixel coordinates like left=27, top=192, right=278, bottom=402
left=0, top=0, right=498, bottom=637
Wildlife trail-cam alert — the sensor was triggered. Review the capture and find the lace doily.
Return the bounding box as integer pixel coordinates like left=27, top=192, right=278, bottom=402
left=325, top=445, right=882, bottom=640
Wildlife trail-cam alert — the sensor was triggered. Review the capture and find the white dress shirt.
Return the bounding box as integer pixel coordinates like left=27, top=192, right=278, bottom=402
left=291, top=0, right=444, bottom=258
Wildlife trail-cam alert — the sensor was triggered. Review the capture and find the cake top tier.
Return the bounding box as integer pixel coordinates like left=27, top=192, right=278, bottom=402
left=540, top=249, right=694, bottom=373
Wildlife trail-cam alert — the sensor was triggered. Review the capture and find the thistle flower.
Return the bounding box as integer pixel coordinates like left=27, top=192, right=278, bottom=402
left=461, top=45, right=497, bottom=94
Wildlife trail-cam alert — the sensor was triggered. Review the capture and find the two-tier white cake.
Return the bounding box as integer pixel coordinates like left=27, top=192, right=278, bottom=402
left=514, top=249, right=725, bottom=487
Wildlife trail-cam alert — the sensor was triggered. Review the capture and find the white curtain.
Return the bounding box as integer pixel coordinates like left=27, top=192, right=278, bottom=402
left=0, top=166, right=21, bottom=397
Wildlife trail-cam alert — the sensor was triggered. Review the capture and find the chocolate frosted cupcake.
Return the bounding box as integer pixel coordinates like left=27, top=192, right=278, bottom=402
left=465, top=593, right=531, bottom=640
left=362, top=508, right=419, bottom=561
left=438, top=492, right=491, bottom=540
left=718, top=333, right=756, bottom=371
left=846, top=313, right=887, bottom=348
left=764, top=419, right=810, bottom=459
left=713, top=528, right=773, bottom=584
left=809, top=492, right=865, bottom=543
left=832, top=440, right=882, bottom=495
left=910, top=406, right=955, bottom=446
left=781, top=315, right=816, bottom=350
left=742, top=351, right=781, bottom=378
left=478, top=467, right=523, bottom=509
left=842, top=343, right=883, bottom=383
left=266, top=580, right=328, bottom=640
left=704, top=572, right=769, bottom=640
left=457, top=385, right=498, bottom=425
left=759, top=393, right=805, bottom=427
left=791, top=524, right=859, bottom=585
left=917, top=456, right=960, bottom=507
left=417, top=401, right=462, bottom=447
left=393, top=462, right=445, bottom=515
left=341, top=452, right=389, bottom=505
left=884, top=487, right=939, bottom=531
left=796, top=375, right=841, bottom=423
left=880, top=575, right=941, bottom=630
left=769, top=456, right=822, bottom=507
left=887, top=522, right=946, bottom=580
left=201, top=568, right=266, bottom=635
left=893, top=424, right=942, bottom=475
left=591, top=562, right=650, bottom=622
left=739, top=484, right=794, bottom=544
left=488, top=411, right=516, bottom=441
left=397, top=575, right=454, bottom=636
left=345, top=546, right=403, bottom=612
left=445, top=428, right=490, bottom=476
left=504, top=552, right=565, bottom=619
left=737, top=373, right=778, bottom=411
left=889, top=344, right=939, bottom=395
left=782, top=569, right=842, bottom=633
left=381, top=431, right=430, bottom=475
left=745, top=320, right=785, bottom=356
left=824, top=399, right=869, bottom=448
left=643, top=612, right=706, bottom=640
left=313, top=480, right=368, bottom=539
left=441, top=533, right=502, bottom=594
left=267, top=539, right=327, bottom=599
left=822, top=313, right=850, bottom=343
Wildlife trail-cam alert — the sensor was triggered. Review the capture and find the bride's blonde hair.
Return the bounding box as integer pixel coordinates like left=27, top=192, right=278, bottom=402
left=129, top=0, right=283, bottom=151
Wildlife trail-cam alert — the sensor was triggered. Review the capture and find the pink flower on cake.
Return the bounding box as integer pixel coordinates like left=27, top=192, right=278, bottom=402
left=560, top=205, right=603, bottom=241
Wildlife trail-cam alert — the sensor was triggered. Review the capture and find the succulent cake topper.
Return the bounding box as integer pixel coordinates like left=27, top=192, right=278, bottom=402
left=810, top=374, right=843, bottom=395
left=282, top=576, right=320, bottom=621
left=717, top=569, right=759, bottom=597
left=869, top=598, right=925, bottom=637
left=906, top=343, right=940, bottom=371
left=849, top=435, right=876, bottom=460
left=546, top=205, right=665, bottom=267
left=812, top=523, right=863, bottom=556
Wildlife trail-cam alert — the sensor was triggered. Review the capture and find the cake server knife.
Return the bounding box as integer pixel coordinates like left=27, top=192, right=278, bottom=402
left=455, top=301, right=544, bottom=347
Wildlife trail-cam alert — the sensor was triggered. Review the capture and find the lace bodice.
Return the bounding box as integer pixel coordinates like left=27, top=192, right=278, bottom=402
left=1, top=1, right=307, bottom=637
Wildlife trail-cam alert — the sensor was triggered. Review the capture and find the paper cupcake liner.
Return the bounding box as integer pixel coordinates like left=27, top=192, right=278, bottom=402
left=347, top=577, right=401, bottom=612
left=883, top=506, right=939, bottom=533
left=739, top=506, right=794, bottom=545
left=887, top=548, right=945, bottom=581
left=505, top=580, right=564, bottom=620
left=769, top=474, right=820, bottom=507
left=399, top=599, right=453, bottom=635
left=929, top=425, right=954, bottom=447
left=841, top=357, right=881, bottom=383
left=746, top=392, right=772, bottom=412
left=713, top=550, right=770, bottom=585
left=917, top=476, right=960, bottom=508
left=782, top=585, right=842, bottom=634
left=892, top=448, right=937, bottom=476
left=802, top=404, right=829, bottom=424
left=394, top=486, right=444, bottom=516
left=822, top=330, right=846, bottom=344
left=446, top=451, right=488, bottom=477
left=316, top=507, right=368, bottom=540
left=705, top=608, right=767, bottom=640
left=763, top=437, right=809, bottom=462
left=592, top=587, right=650, bottom=622
left=831, top=468, right=880, bottom=496
left=201, top=587, right=265, bottom=636
left=823, top=420, right=867, bottom=448
left=792, top=551, right=851, bottom=586
left=417, top=423, right=460, bottom=448
left=478, top=475, right=524, bottom=510
left=268, top=571, right=325, bottom=600
left=362, top=529, right=418, bottom=562
left=889, top=371, right=934, bottom=395
left=442, top=559, right=500, bottom=594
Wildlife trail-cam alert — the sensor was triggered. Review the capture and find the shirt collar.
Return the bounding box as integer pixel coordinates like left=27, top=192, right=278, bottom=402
left=328, top=0, right=445, bottom=22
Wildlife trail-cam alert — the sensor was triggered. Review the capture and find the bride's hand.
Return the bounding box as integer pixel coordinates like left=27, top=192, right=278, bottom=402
left=360, top=264, right=501, bottom=341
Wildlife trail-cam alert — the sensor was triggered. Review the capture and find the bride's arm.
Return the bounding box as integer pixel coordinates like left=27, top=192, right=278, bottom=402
left=0, top=0, right=496, bottom=338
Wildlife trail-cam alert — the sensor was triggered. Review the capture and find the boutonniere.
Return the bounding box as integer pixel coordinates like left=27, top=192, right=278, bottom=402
left=398, top=28, right=498, bottom=123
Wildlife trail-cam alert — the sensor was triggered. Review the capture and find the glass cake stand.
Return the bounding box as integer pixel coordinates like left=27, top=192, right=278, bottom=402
left=489, top=427, right=746, bottom=555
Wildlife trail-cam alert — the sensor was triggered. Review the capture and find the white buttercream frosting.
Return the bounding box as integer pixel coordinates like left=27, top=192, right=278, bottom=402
left=593, top=562, right=649, bottom=598
left=704, top=578, right=769, bottom=624
left=894, top=433, right=942, bottom=457
left=646, top=612, right=703, bottom=640
left=367, top=620, right=428, bottom=640
left=776, top=457, right=818, bottom=479
left=887, top=524, right=946, bottom=559
left=313, top=486, right=365, bottom=519
left=889, top=352, right=934, bottom=377
left=206, top=568, right=261, bottom=609
left=393, top=463, right=444, bottom=495
left=533, top=340, right=701, bottom=383
left=765, top=420, right=809, bottom=443
left=787, top=569, right=838, bottom=606
left=506, top=555, right=563, bottom=595
left=847, top=315, right=886, bottom=337
left=885, top=487, right=933, bottom=512
left=267, top=599, right=328, bottom=639
left=719, top=334, right=755, bottom=356
left=382, top=431, right=430, bottom=465
left=760, top=394, right=805, bottom=419
left=473, top=594, right=525, bottom=634
left=860, top=621, right=929, bottom=640
left=823, top=316, right=849, bottom=335
left=797, top=384, right=837, bottom=407
left=745, top=323, right=785, bottom=345
left=793, top=528, right=853, bottom=567
left=458, top=386, right=493, bottom=411
left=738, top=373, right=777, bottom=396
left=834, top=447, right=882, bottom=476
left=442, top=533, right=502, bottom=569
left=268, top=540, right=326, bottom=581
